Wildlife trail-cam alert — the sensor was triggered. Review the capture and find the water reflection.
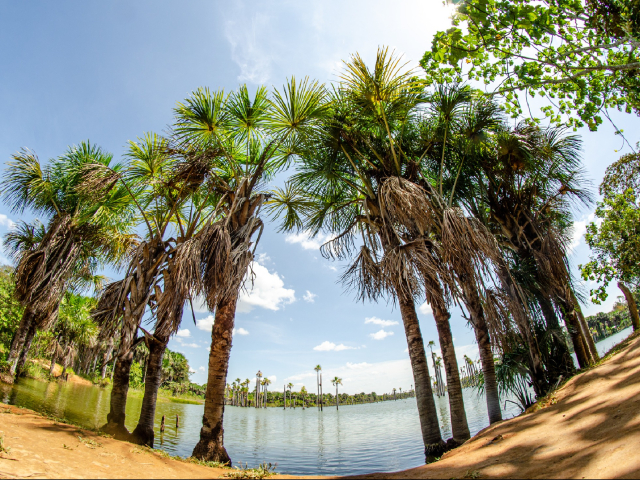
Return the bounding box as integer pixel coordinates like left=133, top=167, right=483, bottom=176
left=0, top=330, right=629, bottom=476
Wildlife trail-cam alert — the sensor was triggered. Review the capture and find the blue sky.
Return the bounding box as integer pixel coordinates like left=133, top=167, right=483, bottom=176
left=1, top=1, right=638, bottom=394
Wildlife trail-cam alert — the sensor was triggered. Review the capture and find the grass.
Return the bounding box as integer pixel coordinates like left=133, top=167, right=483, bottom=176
left=132, top=446, right=277, bottom=477
left=166, top=397, right=202, bottom=405
left=0, top=432, right=9, bottom=455
left=225, top=462, right=277, bottom=479
left=77, top=435, right=102, bottom=449
left=526, top=330, right=640, bottom=415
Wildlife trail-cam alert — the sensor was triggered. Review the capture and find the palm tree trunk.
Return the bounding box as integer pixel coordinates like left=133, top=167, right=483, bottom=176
left=336, top=386, right=339, bottom=410
left=49, top=350, right=58, bottom=376
left=101, top=338, right=114, bottom=380
left=556, top=293, right=592, bottom=368
left=192, top=294, right=237, bottom=464
left=131, top=333, right=169, bottom=447
left=432, top=301, right=470, bottom=443
left=570, top=289, right=599, bottom=362
left=496, top=258, right=548, bottom=396
left=397, top=289, right=444, bottom=456
left=7, top=307, right=37, bottom=377
left=103, top=318, right=138, bottom=439
left=15, top=321, right=38, bottom=378
left=619, top=282, right=640, bottom=331
left=535, top=291, right=575, bottom=383
left=459, top=281, right=502, bottom=424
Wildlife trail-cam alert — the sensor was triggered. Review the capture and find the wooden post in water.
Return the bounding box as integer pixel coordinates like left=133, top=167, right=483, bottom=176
left=176, top=414, right=180, bottom=428
left=283, top=385, right=286, bottom=410
left=160, top=415, right=165, bottom=433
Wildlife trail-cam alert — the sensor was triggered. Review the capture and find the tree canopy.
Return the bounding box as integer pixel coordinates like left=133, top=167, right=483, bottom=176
left=421, top=0, right=640, bottom=131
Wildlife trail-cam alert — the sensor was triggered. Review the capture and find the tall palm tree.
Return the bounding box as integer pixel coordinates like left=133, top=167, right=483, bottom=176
left=476, top=122, right=597, bottom=370
left=1, top=142, right=135, bottom=381
left=255, top=371, right=263, bottom=408
left=287, top=383, right=294, bottom=408
left=269, top=49, right=500, bottom=451
left=331, top=377, right=342, bottom=410
left=175, top=80, right=328, bottom=464
left=314, top=365, right=322, bottom=410
left=262, top=377, right=271, bottom=407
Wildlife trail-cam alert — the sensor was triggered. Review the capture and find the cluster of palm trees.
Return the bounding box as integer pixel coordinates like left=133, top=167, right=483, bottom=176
left=1, top=46, right=606, bottom=464
left=268, top=47, right=603, bottom=458
left=2, top=80, right=326, bottom=463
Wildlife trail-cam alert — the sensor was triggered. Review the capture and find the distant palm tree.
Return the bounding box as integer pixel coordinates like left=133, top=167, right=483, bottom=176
left=287, top=383, right=294, bottom=408
left=300, top=385, right=307, bottom=408
left=262, top=377, right=271, bottom=408
left=256, top=371, right=263, bottom=408
left=331, top=377, right=342, bottom=410
left=314, top=365, right=322, bottom=410
left=393, top=388, right=397, bottom=401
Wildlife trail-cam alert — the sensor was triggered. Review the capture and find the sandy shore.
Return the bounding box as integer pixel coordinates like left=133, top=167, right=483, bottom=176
left=0, top=404, right=315, bottom=479
left=1, top=333, right=640, bottom=479
left=355, top=332, right=640, bottom=479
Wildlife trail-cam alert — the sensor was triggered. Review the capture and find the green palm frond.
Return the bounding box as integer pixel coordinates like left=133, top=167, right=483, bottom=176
left=4, top=220, right=46, bottom=262
left=173, top=88, right=230, bottom=148
left=269, top=77, right=329, bottom=137
left=1, top=149, right=57, bottom=216
left=227, top=85, right=270, bottom=143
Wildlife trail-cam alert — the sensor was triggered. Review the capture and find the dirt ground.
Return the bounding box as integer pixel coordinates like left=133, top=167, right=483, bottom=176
left=1, top=334, right=640, bottom=479
left=355, top=332, right=640, bottom=479
left=0, top=402, right=319, bottom=479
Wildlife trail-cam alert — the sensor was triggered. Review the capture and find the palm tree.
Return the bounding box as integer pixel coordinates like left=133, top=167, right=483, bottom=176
left=255, top=371, right=263, bottom=408
left=181, top=80, right=327, bottom=464
left=1, top=142, right=135, bottom=381
left=270, top=49, right=486, bottom=453
left=287, top=383, right=294, bottom=408
left=331, top=377, right=342, bottom=410
left=262, top=377, right=271, bottom=407
left=393, top=388, right=397, bottom=401
left=300, top=385, right=307, bottom=408
left=234, top=378, right=241, bottom=406
left=475, top=122, right=596, bottom=372
left=314, top=365, right=322, bottom=410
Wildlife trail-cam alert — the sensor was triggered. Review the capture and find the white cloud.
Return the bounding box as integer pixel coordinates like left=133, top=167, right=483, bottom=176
left=198, top=366, right=206, bottom=373
left=189, top=367, right=196, bottom=373
left=313, top=341, right=356, bottom=351
left=256, top=253, right=271, bottom=264
left=196, top=315, right=214, bottom=331
left=370, top=329, right=394, bottom=340
left=418, top=302, right=433, bottom=315
left=569, top=216, right=593, bottom=252
left=224, top=11, right=272, bottom=84
left=303, top=291, right=317, bottom=303
left=237, top=262, right=296, bottom=313
left=364, top=316, right=399, bottom=327
left=268, top=375, right=277, bottom=383
left=285, top=231, right=335, bottom=251
left=233, top=327, right=249, bottom=336
left=176, top=328, right=191, bottom=338
left=0, top=214, right=16, bottom=230
left=180, top=342, right=200, bottom=348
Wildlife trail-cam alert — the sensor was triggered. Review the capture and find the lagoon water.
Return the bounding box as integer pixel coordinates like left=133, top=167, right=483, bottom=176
left=0, top=328, right=632, bottom=476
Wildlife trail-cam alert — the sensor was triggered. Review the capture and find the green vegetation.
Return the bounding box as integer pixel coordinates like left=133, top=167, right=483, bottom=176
left=0, top=10, right=639, bottom=470
left=422, top=0, right=640, bottom=130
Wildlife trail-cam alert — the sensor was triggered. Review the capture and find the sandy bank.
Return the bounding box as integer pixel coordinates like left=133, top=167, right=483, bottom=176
left=0, top=404, right=317, bottom=479
left=355, top=332, right=640, bottom=479
left=2, top=333, right=640, bottom=478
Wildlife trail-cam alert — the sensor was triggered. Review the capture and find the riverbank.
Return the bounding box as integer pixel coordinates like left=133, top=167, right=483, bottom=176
left=357, top=331, right=640, bottom=479
left=1, top=332, right=639, bottom=478
left=0, top=402, right=319, bottom=479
